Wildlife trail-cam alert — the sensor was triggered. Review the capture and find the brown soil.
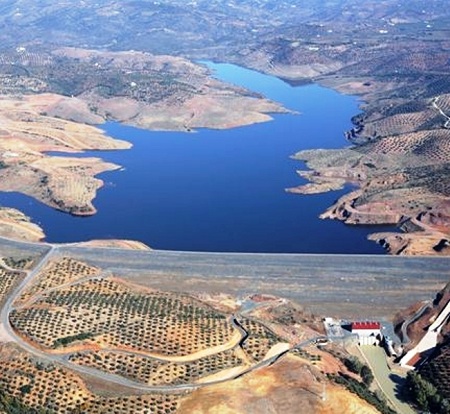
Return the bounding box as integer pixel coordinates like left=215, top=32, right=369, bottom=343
left=0, top=94, right=130, bottom=217
left=0, top=343, right=183, bottom=414
left=0, top=208, right=44, bottom=242
left=178, top=355, right=379, bottom=414
left=289, top=124, right=450, bottom=256
left=55, top=48, right=287, bottom=132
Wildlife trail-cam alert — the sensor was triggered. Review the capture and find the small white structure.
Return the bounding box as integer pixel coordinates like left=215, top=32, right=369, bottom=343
left=351, top=321, right=382, bottom=346
left=384, top=336, right=397, bottom=357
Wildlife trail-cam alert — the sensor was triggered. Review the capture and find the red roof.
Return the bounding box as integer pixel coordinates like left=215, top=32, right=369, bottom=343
left=351, top=321, right=381, bottom=330
left=406, top=353, right=423, bottom=368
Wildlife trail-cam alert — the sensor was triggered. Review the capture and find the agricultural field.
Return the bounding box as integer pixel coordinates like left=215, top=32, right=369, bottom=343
left=0, top=268, right=22, bottom=310
left=0, top=245, right=444, bottom=413
left=5, top=255, right=308, bottom=399
left=0, top=253, right=36, bottom=313
left=290, top=80, right=450, bottom=255
left=238, top=317, right=281, bottom=362
left=358, top=130, right=450, bottom=163
left=10, top=256, right=298, bottom=368
left=69, top=348, right=245, bottom=386
left=14, top=257, right=101, bottom=307
left=437, top=94, right=450, bottom=114
left=290, top=347, right=322, bottom=364
left=0, top=343, right=183, bottom=414
left=2, top=256, right=36, bottom=271
left=11, top=274, right=236, bottom=355
left=353, top=110, right=439, bottom=140
left=420, top=341, right=450, bottom=399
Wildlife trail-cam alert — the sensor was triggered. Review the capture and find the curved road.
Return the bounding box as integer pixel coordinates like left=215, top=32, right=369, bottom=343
left=0, top=246, right=324, bottom=393
left=400, top=300, right=432, bottom=344
left=400, top=298, right=450, bottom=368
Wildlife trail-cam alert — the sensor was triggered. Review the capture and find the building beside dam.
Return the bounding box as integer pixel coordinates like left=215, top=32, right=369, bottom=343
left=351, top=321, right=382, bottom=345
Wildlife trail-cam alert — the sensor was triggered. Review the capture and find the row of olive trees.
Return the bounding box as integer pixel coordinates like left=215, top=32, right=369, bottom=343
left=344, top=355, right=374, bottom=386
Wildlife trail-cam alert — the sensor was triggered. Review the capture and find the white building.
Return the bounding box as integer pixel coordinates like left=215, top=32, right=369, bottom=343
left=351, top=321, right=382, bottom=345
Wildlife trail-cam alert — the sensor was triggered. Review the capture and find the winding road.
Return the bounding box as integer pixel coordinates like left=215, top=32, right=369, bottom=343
left=400, top=298, right=450, bottom=368
left=0, top=245, right=324, bottom=393
left=400, top=300, right=432, bottom=345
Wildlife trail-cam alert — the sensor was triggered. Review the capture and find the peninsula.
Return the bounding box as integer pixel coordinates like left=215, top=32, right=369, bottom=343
left=0, top=48, right=285, bottom=225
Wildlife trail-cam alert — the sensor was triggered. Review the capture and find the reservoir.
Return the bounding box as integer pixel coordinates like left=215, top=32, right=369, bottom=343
left=0, top=63, right=392, bottom=253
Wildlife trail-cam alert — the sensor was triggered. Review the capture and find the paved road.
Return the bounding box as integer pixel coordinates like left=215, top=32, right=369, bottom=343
left=0, top=242, right=326, bottom=393
left=0, top=236, right=448, bottom=394
left=400, top=301, right=432, bottom=345
left=0, top=237, right=448, bottom=319
left=359, top=346, right=415, bottom=414
left=1, top=245, right=56, bottom=334
left=401, top=298, right=450, bottom=367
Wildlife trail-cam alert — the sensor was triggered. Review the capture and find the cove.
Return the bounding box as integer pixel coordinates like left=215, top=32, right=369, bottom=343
left=0, top=63, right=393, bottom=253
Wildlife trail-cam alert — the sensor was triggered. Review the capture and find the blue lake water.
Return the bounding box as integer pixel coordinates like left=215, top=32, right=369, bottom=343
left=0, top=63, right=393, bottom=253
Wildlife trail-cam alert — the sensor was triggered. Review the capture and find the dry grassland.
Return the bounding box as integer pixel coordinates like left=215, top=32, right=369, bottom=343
left=0, top=208, right=44, bottom=242
left=177, top=355, right=379, bottom=414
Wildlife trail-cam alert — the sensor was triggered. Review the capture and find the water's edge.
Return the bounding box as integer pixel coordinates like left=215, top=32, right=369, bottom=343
left=0, top=62, right=393, bottom=254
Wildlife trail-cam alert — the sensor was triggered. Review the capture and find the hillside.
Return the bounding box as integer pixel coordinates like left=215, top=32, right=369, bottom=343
left=394, top=282, right=450, bottom=347
left=0, top=246, right=404, bottom=414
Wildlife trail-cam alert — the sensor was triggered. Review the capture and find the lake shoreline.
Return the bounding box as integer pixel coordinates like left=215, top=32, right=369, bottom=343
left=0, top=62, right=391, bottom=255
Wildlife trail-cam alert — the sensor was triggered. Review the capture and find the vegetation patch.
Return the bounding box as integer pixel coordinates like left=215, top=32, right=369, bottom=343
left=53, top=332, right=93, bottom=348
left=329, top=373, right=396, bottom=414
left=405, top=371, right=450, bottom=414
